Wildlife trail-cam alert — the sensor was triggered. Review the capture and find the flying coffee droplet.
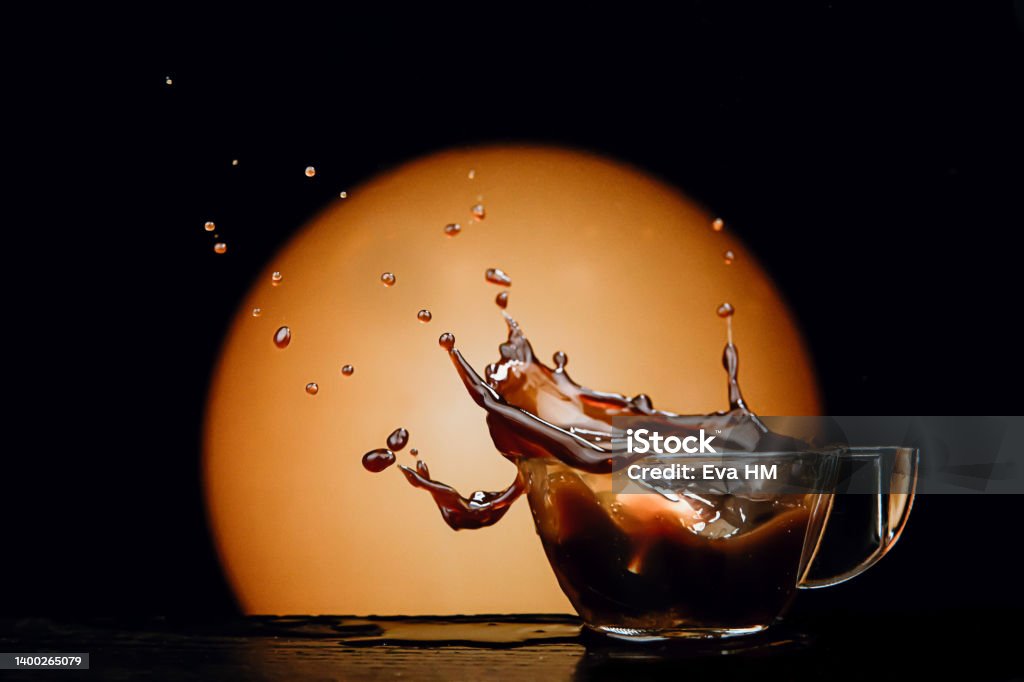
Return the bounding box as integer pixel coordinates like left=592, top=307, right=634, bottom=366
left=380, top=272, right=396, bottom=287
left=305, top=382, right=319, bottom=395
left=341, top=364, right=355, bottom=376
left=213, top=242, right=227, bottom=254
left=485, top=268, right=511, bottom=286
left=305, top=166, right=316, bottom=177
left=273, top=326, right=291, bottom=349
left=417, top=309, right=432, bottom=323
left=717, top=302, right=735, bottom=318
left=271, top=271, right=283, bottom=286
left=553, top=351, right=567, bottom=370
left=362, top=448, right=396, bottom=473
left=273, top=326, right=292, bottom=348
left=723, top=250, right=735, bottom=265
left=339, top=191, right=348, bottom=199
left=495, top=291, right=509, bottom=309
left=444, top=223, right=462, bottom=237
left=471, top=203, right=486, bottom=220
left=439, top=332, right=455, bottom=350
left=387, top=427, right=410, bottom=451
left=204, top=221, right=216, bottom=232
left=410, top=448, right=419, bottom=456
left=712, top=218, right=725, bottom=232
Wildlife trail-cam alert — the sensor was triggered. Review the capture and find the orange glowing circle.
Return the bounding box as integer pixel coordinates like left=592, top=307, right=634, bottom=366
left=204, top=146, right=821, bottom=615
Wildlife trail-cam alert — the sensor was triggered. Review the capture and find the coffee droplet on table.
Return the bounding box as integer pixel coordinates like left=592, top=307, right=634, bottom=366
left=712, top=218, right=725, bottom=232
left=444, top=223, right=461, bottom=237
left=341, top=364, right=355, bottom=376
left=380, top=272, right=396, bottom=287
left=204, top=221, right=216, bottom=232
left=273, top=326, right=291, bottom=349
left=305, top=382, right=319, bottom=395
left=439, top=332, right=455, bottom=350
left=485, top=268, right=511, bottom=286
left=387, top=427, right=410, bottom=451
left=271, top=271, right=283, bottom=286
left=252, top=307, right=262, bottom=317
left=213, top=242, right=227, bottom=254
left=495, top=291, right=509, bottom=309
left=723, top=250, right=735, bottom=265
left=717, top=302, right=735, bottom=318
left=362, top=448, right=396, bottom=473
left=417, top=309, right=432, bottom=323
left=305, top=166, right=316, bottom=177
left=471, top=203, right=486, bottom=220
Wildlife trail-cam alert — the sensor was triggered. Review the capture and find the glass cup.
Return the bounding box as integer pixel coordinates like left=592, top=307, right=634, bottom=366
left=517, top=446, right=917, bottom=640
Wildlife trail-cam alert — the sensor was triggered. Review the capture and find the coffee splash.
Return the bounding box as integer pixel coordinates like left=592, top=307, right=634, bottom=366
left=365, top=310, right=804, bottom=530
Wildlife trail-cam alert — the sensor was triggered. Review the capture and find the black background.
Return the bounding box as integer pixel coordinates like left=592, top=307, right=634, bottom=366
left=7, top=3, right=1024, bottom=618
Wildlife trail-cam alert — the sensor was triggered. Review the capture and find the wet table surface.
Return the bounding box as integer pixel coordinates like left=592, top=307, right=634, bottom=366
left=0, top=611, right=1018, bottom=680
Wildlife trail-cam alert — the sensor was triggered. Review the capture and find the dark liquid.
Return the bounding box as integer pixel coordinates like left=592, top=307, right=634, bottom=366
left=387, top=428, right=409, bottom=451
left=523, top=458, right=809, bottom=630
left=399, top=465, right=524, bottom=531
left=362, top=448, right=396, bottom=473
left=485, top=268, right=512, bottom=286
left=369, top=313, right=815, bottom=632
left=273, top=326, right=291, bottom=349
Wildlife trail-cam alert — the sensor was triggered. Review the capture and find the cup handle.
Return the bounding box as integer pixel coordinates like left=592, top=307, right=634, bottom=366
left=798, top=446, right=919, bottom=589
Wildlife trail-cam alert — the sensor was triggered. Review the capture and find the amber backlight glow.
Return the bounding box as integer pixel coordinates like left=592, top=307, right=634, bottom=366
left=203, top=146, right=821, bottom=615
